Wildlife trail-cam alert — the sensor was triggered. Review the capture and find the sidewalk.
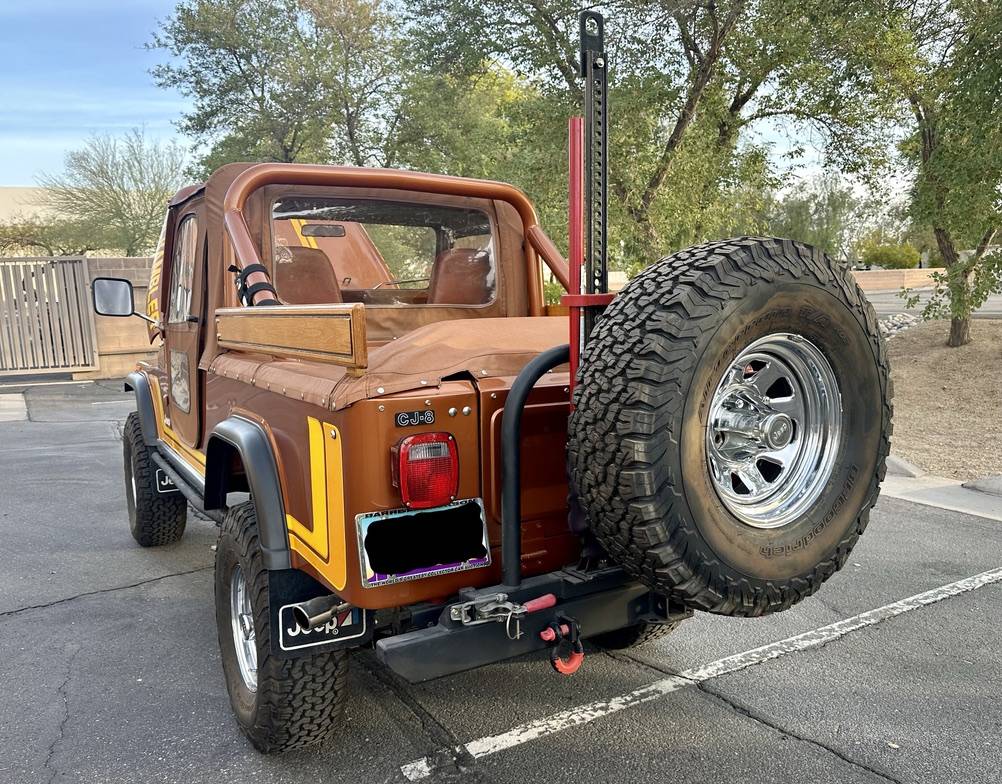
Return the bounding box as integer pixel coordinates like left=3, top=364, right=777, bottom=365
left=881, top=471, right=1002, bottom=522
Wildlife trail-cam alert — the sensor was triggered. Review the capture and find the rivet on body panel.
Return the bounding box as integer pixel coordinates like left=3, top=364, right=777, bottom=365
left=490, top=392, right=497, bottom=399
left=376, top=387, right=385, bottom=394
left=378, top=404, right=385, bottom=412
left=329, top=429, right=337, bottom=439
left=420, top=379, right=428, bottom=385
left=424, top=399, right=432, bottom=406
left=448, top=407, right=458, bottom=417
left=480, top=369, right=488, bottom=376
left=462, top=406, right=472, bottom=416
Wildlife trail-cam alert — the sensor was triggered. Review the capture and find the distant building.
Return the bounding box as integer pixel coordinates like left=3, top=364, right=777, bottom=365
left=0, top=187, right=55, bottom=222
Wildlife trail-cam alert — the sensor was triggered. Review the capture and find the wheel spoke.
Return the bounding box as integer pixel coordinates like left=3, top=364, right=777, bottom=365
left=734, top=465, right=769, bottom=496
left=768, top=392, right=804, bottom=421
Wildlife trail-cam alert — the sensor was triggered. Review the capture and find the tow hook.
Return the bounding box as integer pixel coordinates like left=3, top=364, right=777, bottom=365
left=540, top=615, right=585, bottom=675
left=449, top=592, right=558, bottom=640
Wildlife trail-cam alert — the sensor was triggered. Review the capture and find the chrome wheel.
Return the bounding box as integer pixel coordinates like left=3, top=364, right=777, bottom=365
left=230, top=565, right=258, bottom=692
left=129, top=462, right=138, bottom=504
left=705, top=333, right=842, bottom=529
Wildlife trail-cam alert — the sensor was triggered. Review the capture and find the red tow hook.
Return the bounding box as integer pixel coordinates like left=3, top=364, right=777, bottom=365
left=540, top=616, right=585, bottom=676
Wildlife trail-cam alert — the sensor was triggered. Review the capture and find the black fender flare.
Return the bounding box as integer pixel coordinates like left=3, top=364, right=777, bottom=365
left=124, top=371, right=158, bottom=448
left=204, top=416, right=292, bottom=570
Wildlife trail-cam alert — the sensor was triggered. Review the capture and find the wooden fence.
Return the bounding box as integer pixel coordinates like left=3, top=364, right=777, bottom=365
left=0, top=257, right=99, bottom=376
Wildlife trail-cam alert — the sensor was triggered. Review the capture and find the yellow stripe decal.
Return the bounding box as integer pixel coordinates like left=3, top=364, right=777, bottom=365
left=292, top=218, right=319, bottom=249
left=285, top=417, right=346, bottom=590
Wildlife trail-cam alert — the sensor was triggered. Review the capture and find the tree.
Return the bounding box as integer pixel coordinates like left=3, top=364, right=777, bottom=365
left=405, top=0, right=894, bottom=265
left=762, top=173, right=861, bottom=259
left=830, top=0, right=1002, bottom=345
left=0, top=214, right=106, bottom=257
left=37, top=130, right=187, bottom=257
left=151, top=0, right=406, bottom=172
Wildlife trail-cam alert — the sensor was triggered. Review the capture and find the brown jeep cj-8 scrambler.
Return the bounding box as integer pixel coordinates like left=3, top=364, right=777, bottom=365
left=92, top=14, right=890, bottom=753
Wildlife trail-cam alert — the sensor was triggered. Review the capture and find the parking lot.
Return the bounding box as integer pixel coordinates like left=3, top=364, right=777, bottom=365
left=1, top=381, right=1000, bottom=784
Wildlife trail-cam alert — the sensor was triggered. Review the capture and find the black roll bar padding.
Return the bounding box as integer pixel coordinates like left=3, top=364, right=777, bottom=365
left=500, top=343, right=571, bottom=588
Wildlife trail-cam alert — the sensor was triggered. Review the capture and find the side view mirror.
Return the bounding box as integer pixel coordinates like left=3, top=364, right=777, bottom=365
left=92, top=277, right=141, bottom=319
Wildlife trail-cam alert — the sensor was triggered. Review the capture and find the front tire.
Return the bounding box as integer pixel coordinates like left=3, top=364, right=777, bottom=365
left=123, top=411, right=186, bottom=546
left=215, top=501, right=348, bottom=753
left=569, top=238, right=892, bottom=617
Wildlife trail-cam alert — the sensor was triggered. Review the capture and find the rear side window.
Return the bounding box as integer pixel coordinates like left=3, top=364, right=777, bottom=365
left=167, top=215, right=197, bottom=323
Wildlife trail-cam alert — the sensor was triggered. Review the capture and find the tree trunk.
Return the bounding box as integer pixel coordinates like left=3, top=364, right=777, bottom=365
left=948, top=316, right=971, bottom=347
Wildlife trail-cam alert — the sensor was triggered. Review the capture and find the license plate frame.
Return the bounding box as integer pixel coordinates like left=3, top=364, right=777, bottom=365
left=355, top=499, right=491, bottom=588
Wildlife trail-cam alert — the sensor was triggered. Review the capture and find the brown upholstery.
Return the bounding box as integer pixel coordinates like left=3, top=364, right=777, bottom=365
left=426, top=248, right=492, bottom=305
left=274, top=246, right=342, bottom=304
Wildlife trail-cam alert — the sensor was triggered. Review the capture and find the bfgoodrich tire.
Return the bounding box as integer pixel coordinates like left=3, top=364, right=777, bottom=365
left=123, top=411, right=186, bottom=546
left=569, top=237, right=891, bottom=617
left=215, top=501, right=348, bottom=753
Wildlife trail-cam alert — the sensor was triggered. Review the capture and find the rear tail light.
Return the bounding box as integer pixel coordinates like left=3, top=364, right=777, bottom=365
left=391, top=432, right=459, bottom=509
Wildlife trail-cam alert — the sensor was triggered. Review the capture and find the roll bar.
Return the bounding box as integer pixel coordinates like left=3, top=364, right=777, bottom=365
left=221, top=163, right=570, bottom=316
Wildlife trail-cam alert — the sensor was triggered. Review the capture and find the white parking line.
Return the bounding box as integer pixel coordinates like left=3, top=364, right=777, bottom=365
left=400, top=566, right=1002, bottom=780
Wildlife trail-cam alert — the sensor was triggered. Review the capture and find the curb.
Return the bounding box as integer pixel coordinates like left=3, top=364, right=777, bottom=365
left=886, top=454, right=925, bottom=478
left=962, top=476, right=1002, bottom=498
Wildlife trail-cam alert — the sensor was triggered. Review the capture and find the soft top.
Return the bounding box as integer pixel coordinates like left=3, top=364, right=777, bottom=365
left=210, top=316, right=569, bottom=411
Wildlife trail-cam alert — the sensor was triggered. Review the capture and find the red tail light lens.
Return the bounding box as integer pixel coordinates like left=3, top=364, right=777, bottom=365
left=392, top=433, right=459, bottom=509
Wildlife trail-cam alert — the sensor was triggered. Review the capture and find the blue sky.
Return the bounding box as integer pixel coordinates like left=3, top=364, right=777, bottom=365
left=0, top=0, right=188, bottom=185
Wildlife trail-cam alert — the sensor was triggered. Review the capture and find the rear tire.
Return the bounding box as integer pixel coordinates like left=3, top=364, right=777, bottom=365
left=569, top=238, right=891, bottom=617
left=590, top=621, right=680, bottom=650
left=215, top=501, right=348, bottom=753
left=123, top=411, right=186, bottom=546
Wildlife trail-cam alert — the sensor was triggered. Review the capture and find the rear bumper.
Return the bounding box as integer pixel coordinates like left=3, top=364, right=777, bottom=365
left=375, top=566, right=691, bottom=683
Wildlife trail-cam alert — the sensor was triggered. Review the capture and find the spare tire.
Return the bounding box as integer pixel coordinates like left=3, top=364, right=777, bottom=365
left=568, top=237, right=891, bottom=617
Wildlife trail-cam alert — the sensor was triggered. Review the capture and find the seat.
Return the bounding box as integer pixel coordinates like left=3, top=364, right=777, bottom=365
left=426, top=248, right=492, bottom=305
left=274, top=246, right=342, bottom=305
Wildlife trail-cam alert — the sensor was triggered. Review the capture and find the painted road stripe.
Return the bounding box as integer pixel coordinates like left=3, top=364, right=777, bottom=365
left=400, top=566, right=1002, bottom=780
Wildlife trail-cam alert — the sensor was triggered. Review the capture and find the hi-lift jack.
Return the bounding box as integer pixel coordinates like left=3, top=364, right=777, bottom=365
left=454, top=11, right=611, bottom=679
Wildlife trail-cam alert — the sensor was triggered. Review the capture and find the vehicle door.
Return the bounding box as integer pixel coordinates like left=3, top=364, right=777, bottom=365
left=163, top=210, right=204, bottom=448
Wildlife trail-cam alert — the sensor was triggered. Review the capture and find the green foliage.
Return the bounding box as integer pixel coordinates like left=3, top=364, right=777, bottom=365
left=35, top=129, right=186, bottom=257
left=151, top=0, right=404, bottom=173
left=759, top=174, right=861, bottom=259
left=149, top=0, right=999, bottom=346
left=0, top=213, right=107, bottom=257
left=830, top=0, right=1002, bottom=344
left=862, top=243, right=919, bottom=269
left=543, top=279, right=565, bottom=306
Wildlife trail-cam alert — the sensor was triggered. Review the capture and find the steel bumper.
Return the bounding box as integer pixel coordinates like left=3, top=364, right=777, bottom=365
left=375, top=567, right=691, bottom=683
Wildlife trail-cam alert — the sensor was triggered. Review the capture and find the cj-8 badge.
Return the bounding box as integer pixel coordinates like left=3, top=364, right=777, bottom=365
left=395, top=409, right=435, bottom=427
left=278, top=603, right=367, bottom=652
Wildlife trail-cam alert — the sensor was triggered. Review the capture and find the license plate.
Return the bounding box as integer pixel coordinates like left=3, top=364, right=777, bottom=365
left=154, top=468, right=178, bottom=494
left=355, top=499, right=491, bottom=588
left=277, top=604, right=367, bottom=652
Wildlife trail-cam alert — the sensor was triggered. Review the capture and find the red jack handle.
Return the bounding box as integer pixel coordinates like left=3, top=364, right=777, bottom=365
left=523, top=593, right=558, bottom=614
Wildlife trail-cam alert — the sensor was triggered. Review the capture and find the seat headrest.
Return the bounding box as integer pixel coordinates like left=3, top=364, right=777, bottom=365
left=427, top=248, right=492, bottom=305
left=274, top=246, right=342, bottom=305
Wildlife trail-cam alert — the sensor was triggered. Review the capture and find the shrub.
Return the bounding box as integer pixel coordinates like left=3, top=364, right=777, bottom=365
left=862, top=243, right=921, bottom=269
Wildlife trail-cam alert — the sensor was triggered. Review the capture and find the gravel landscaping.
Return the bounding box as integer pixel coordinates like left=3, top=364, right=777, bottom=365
left=888, top=319, right=1002, bottom=481
left=879, top=312, right=920, bottom=338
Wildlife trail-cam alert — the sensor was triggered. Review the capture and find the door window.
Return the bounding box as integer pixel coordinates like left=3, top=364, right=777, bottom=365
left=167, top=215, right=198, bottom=323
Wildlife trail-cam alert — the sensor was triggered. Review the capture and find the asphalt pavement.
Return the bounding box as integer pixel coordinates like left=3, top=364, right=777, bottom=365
left=0, top=381, right=999, bottom=784
left=865, top=288, right=1002, bottom=318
